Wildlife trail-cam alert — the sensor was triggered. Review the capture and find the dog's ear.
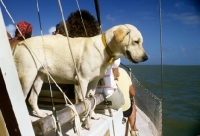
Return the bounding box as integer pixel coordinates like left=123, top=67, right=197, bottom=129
left=113, top=27, right=130, bottom=43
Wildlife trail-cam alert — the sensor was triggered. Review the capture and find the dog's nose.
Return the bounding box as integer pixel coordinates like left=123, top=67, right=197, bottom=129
left=143, top=54, right=148, bottom=61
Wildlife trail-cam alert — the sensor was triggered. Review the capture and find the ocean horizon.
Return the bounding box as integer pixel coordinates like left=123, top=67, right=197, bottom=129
left=125, top=65, right=200, bottom=136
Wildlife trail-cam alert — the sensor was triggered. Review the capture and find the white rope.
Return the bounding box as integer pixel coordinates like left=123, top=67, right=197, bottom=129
left=75, top=0, right=88, bottom=36
left=57, top=0, right=90, bottom=135
left=81, top=95, right=97, bottom=129
left=52, top=115, right=63, bottom=136
left=2, top=0, right=97, bottom=135
left=55, top=2, right=96, bottom=131
left=1, top=0, right=52, bottom=92
left=52, top=114, right=57, bottom=130
left=1, top=1, right=62, bottom=98
left=82, top=95, right=96, bottom=120
left=57, top=0, right=87, bottom=108
left=35, top=0, right=53, bottom=104
left=81, top=98, right=92, bottom=130
left=66, top=104, right=83, bottom=136
left=74, top=0, right=100, bottom=127
left=90, top=95, right=97, bottom=112
left=35, top=1, right=65, bottom=135
left=1, top=1, right=83, bottom=135
left=2, top=0, right=82, bottom=114
left=83, top=98, right=91, bottom=119
left=74, top=0, right=100, bottom=129
left=0, top=0, right=26, bottom=41
left=2, top=0, right=87, bottom=104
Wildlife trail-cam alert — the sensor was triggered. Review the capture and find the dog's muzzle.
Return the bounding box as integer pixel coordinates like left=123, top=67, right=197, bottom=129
left=125, top=51, right=148, bottom=63
left=142, top=54, right=148, bottom=61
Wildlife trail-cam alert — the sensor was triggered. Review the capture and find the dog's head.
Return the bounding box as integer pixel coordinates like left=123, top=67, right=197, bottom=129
left=107, top=24, right=148, bottom=64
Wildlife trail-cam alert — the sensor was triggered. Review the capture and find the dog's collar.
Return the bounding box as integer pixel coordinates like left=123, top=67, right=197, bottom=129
left=101, top=33, right=107, bottom=48
left=101, top=33, right=115, bottom=63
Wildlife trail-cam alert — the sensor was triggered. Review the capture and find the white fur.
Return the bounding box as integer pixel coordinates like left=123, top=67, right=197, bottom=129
left=13, top=24, right=148, bottom=118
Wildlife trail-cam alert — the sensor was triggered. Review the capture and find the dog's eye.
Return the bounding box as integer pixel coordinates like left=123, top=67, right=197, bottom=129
left=134, top=41, right=139, bottom=44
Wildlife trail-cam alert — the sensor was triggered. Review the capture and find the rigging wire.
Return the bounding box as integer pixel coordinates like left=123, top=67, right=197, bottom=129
left=1, top=1, right=82, bottom=135
left=1, top=0, right=69, bottom=106
left=158, top=0, right=163, bottom=100
left=1, top=0, right=63, bottom=135
left=94, top=0, right=102, bottom=34
left=75, top=0, right=88, bottom=37
left=57, top=0, right=87, bottom=114
left=0, top=0, right=27, bottom=43
left=57, top=0, right=92, bottom=135
left=73, top=0, right=98, bottom=123
left=158, top=0, right=163, bottom=135
left=35, top=0, right=62, bottom=135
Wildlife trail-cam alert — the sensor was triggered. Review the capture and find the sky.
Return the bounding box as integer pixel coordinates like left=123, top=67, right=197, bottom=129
left=1, top=0, right=200, bottom=65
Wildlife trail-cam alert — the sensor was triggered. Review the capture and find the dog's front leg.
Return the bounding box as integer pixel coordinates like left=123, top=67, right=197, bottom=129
left=74, top=85, right=80, bottom=104
left=87, top=79, right=99, bottom=97
left=28, top=72, right=46, bottom=118
left=77, top=79, right=92, bottom=129
left=87, top=80, right=101, bottom=120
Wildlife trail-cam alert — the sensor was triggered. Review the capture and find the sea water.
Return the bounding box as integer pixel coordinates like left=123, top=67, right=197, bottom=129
left=127, top=65, right=200, bottom=136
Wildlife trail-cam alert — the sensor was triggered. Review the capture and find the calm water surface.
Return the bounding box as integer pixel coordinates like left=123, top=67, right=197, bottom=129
left=128, top=65, right=200, bottom=136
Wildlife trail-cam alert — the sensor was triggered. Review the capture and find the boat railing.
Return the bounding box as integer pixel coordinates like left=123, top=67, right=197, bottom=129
left=33, top=94, right=104, bottom=136
left=120, top=63, right=162, bottom=136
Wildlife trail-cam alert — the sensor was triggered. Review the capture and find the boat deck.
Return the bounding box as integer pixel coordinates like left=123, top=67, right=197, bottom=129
left=30, top=103, right=126, bottom=136
left=30, top=103, right=157, bottom=136
left=136, top=107, right=159, bottom=136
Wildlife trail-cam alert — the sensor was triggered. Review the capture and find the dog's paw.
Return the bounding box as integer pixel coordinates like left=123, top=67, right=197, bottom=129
left=86, top=92, right=92, bottom=98
left=91, top=111, right=101, bottom=120
left=36, top=111, right=48, bottom=118
left=81, top=117, right=91, bottom=130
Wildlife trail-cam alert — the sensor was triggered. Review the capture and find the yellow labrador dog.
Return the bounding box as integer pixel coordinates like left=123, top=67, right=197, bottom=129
left=13, top=24, right=148, bottom=118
